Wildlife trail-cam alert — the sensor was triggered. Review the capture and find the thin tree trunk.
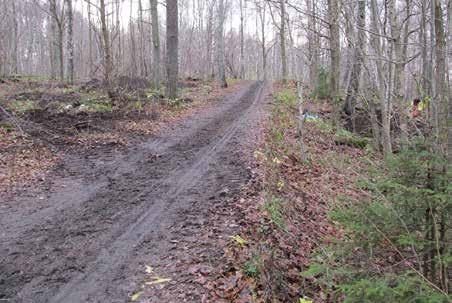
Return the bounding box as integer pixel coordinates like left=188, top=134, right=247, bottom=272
left=137, top=0, right=147, bottom=77
left=344, top=0, right=365, bottom=129
left=58, top=27, right=64, bottom=81
left=166, top=0, right=179, bottom=99
left=239, top=0, right=245, bottom=79
left=65, top=0, right=74, bottom=83
left=432, top=0, right=448, bottom=160
left=100, top=0, right=112, bottom=86
left=448, top=0, right=452, bottom=171
left=307, top=0, right=318, bottom=91
left=206, top=2, right=214, bottom=79
left=327, top=0, right=341, bottom=128
left=398, top=0, right=411, bottom=144
left=150, top=0, right=161, bottom=89
left=88, top=0, right=93, bottom=78
left=216, top=0, right=227, bottom=88
left=11, top=1, right=18, bottom=75
left=370, top=0, right=392, bottom=155
left=280, top=0, right=287, bottom=83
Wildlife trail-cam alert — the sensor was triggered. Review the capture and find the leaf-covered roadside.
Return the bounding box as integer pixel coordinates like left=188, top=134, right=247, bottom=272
left=210, top=82, right=450, bottom=302
left=208, top=83, right=370, bottom=302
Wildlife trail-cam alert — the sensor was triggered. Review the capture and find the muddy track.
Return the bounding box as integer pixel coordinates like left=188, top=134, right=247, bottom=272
left=0, top=81, right=267, bottom=303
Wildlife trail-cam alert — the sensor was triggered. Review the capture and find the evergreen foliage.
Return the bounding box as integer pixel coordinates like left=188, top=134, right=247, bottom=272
left=303, top=139, right=451, bottom=302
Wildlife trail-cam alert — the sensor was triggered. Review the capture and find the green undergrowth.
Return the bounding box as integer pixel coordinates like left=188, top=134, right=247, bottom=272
left=243, top=84, right=450, bottom=302
left=303, top=139, right=451, bottom=302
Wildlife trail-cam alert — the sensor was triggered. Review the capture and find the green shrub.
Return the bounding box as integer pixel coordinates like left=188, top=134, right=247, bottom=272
left=9, top=99, right=35, bottom=114
left=313, top=67, right=330, bottom=99
left=244, top=253, right=262, bottom=278
left=274, top=89, right=297, bottom=107
left=334, top=129, right=370, bottom=149
left=304, top=140, right=451, bottom=302
left=263, top=197, right=286, bottom=230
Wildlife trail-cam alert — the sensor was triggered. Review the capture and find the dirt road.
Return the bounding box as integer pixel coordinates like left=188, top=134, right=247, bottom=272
left=0, top=81, right=268, bottom=302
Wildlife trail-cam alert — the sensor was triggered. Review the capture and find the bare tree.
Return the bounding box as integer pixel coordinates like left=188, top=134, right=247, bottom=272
left=343, top=0, right=365, bottom=130
left=49, top=0, right=65, bottom=81
left=239, top=0, right=245, bottom=79
left=216, top=0, right=228, bottom=87
left=150, top=0, right=161, bottom=88
left=65, top=0, right=74, bottom=83
left=327, top=0, right=340, bottom=128
left=279, top=0, right=287, bottom=83
left=166, top=0, right=179, bottom=99
left=11, top=1, right=18, bottom=75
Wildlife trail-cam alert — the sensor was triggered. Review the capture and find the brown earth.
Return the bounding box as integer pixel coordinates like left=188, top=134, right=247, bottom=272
left=0, top=81, right=270, bottom=302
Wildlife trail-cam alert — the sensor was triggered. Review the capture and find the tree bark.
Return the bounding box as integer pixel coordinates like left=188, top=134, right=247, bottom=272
left=216, top=0, right=227, bottom=88
left=280, top=0, right=287, bottom=83
left=344, top=0, right=365, bottom=126
left=150, top=0, right=161, bottom=89
left=327, top=0, right=341, bottom=128
left=370, top=0, right=392, bottom=155
left=11, top=1, right=18, bottom=75
left=87, top=0, right=93, bottom=78
left=65, top=0, right=74, bottom=83
left=432, top=0, right=448, bottom=160
left=448, top=0, right=452, bottom=170
left=100, top=0, right=112, bottom=86
left=239, top=0, right=245, bottom=79
left=306, top=0, right=318, bottom=91
left=166, top=0, right=179, bottom=99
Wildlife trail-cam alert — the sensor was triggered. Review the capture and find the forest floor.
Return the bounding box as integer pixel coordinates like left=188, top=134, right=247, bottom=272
left=1, top=78, right=374, bottom=303
left=0, top=78, right=271, bottom=302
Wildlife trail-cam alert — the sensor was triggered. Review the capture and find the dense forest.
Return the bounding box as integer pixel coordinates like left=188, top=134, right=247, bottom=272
left=0, top=0, right=450, bottom=302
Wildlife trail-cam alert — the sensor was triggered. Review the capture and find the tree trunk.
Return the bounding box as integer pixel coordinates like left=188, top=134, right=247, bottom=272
left=11, top=1, right=18, bottom=75
left=344, top=0, right=365, bottom=128
left=327, top=0, right=341, bottom=128
left=166, top=0, right=179, bottom=99
left=448, top=0, right=452, bottom=170
left=65, top=0, right=74, bottom=83
left=48, top=14, right=56, bottom=79
left=239, top=0, right=245, bottom=79
left=307, top=0, right=318, bottom=91
left=100, top=0, right=112, bottom=86
left=150, top=0, right=161, bottom=89
left=87, top=0, right=93, bottom=78
left=257, top=3, right=267, bottom=81
left=370, top=0, right=392, bottom=155
left=432, top=0, right=448, bottom=161
left=57, top=26, right=64, bottom=81
left=280, top=0, right=287, bottom=83
left=216, top=0, right=227, bottom=88
left=397, top=0, right=411, bottom=144
left=137, top=0, right=147, bottom=77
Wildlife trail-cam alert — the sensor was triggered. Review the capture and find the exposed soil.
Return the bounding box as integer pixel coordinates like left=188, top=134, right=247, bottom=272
left=0, top=77, right=244, bottom=193
left=0, top=81, right=270, bottom=302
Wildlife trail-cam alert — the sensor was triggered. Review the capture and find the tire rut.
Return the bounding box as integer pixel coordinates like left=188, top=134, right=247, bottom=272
left=0, top=81, right=266, bottom=303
